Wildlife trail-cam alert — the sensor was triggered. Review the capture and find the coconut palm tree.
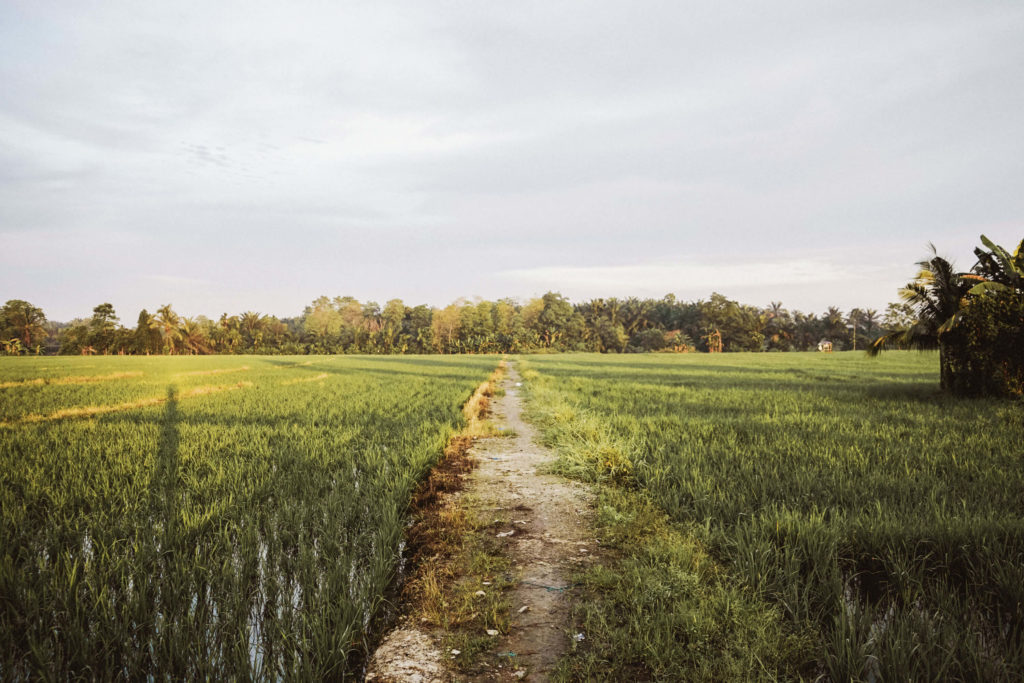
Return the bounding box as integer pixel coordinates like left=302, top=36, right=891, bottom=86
left=178, top=317, right=210, bottom=355
left=216, top=314, right=242, bottom=353
left=621, top=297, right=654, bottom=337
left=860, top=308, right=879, bottom=341
left=239, top=311, right=266, bottom=351
left=822, top=306, right=847, bottom=347
left=846, top=308, right=863, bottom=350
left=763, top=302, right=793, bottom=350
left=156, top=304, right=181, bottom=355
left=791, top=311, right=821, bottom=350
left=868, top=245, right=970, bottom=390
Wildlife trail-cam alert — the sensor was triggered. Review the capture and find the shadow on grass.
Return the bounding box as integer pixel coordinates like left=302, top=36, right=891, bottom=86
left=152, top=387, right=180, bottom=537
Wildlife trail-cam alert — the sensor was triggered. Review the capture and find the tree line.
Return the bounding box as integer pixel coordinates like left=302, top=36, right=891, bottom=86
left=2, top=292, right=910, bottom=357
left=4, top=235, right=1018, bottom=393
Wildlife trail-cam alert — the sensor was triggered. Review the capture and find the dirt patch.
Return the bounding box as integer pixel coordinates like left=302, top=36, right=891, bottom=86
left=366, top=628, right=446, bottom=683
left=368, top=372, right=500, bottom=683
left=405, top=434, right=477, bottom=568
left=367, top=434, right=479, bottom=682
left=368, top=363, right=596, bottom=682
left=467, top=366, right=597, bottom=681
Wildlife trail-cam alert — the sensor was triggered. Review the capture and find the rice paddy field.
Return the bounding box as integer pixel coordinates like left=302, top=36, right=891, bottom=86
left=0, top=355, right=498, bottom=679
left=522, top=351, right=1024, bottom=681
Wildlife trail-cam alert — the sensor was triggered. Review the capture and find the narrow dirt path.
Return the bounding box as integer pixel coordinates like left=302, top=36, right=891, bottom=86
left=367, top=362, right=596, bottom=682
left=469, top=364, right=596, bottom=680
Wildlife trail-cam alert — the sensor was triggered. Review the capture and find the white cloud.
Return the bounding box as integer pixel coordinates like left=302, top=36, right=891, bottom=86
left=496, top=257, right=905, bottom=309
left=500, top=259, right=852, bottom=291
left=147, top=274, right=214, bottom=287
left=1, top=1, right=1023, bottom=319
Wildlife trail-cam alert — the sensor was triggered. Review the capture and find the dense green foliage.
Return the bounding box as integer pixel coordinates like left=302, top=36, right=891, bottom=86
left=0, top=299, right=48, bottom=354
left=553, top=485, right=816, bottom=681
left=0, top=355, right=497, bottom=678
left=947, top=288, right=1024, bottom=396
left=4, top=293, right=892, bottom=357
left=871, top=235, right=1024, bottom=397
left=523, top=352, right=1024, bottom=680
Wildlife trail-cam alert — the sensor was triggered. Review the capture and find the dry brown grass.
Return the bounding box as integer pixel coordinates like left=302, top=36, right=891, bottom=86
left=403, top=433, right=478, bottom=627
left=3, top=381, right=253, bottom=426
left=0, top=371, right=144, bottom=389
left=392, top=359, right=512, bottom=653
left=282, top=372, right=328, bottom=385
left=460, top=360, right=506, bottom=437
left=174, top=365, right=250, bottom=377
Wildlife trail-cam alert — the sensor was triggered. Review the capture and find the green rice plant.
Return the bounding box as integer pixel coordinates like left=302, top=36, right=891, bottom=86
left=0, top=354, right=499, bottom=679
left=522, top=351, right=1024, bottom=680
left=553, top=486, right=816, bottom=681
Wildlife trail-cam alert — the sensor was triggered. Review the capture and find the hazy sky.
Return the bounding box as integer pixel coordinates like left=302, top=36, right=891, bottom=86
left=2, top=1, right=1022, bottom=321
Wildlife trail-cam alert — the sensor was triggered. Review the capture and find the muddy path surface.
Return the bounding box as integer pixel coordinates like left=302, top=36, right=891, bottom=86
left=368, top=362, right=596, bottom=682
left=470, top=365, right=596, bottom=680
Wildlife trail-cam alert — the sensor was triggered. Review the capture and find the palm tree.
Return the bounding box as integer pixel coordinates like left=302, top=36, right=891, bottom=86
left=868, top=245, right=970, bottom=390
left=824, top=306, right=846, bottom=343
left=178, top=318, right=210, bottom=355
left=240, top=311, right=266, bottom=351
left=791, top=311, right=821, bottom=350
left=763, top=302, right=792, bottom=350
left=860, top=309, right=879, bottom=341
left=156, top=304, right=181, bottom=355
left=216, top=314, right=242, bottom=353
left=621, top=297, right=653, bottom=336
left=847, top=308, right=863, bottom=351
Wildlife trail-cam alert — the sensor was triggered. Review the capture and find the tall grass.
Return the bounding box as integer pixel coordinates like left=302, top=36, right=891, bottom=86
left=522, top=351, right=1024, bottom=680
left=0, top=354, right=498, bottom=678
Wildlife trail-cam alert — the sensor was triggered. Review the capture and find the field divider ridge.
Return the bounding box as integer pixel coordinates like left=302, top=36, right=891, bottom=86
left=173, top=365, right=250, bottom=377
left=282, top=372, right=328, bottom=385
left=0, top=371, right=144, bottom=389
left=367, top=359, right=509, bottom=680
left=2, top=381, right=254, bottom=426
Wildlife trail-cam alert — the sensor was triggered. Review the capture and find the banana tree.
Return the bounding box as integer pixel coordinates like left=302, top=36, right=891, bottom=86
left=868, top=245, right=970, bottom=391
left=2, top=338, right=25, bottom=355
left=966, top=235, right=1024, bottom=296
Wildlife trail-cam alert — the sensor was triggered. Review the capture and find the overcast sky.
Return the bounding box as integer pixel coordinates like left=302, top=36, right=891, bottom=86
left=2, top=1, right=1022, bottom=322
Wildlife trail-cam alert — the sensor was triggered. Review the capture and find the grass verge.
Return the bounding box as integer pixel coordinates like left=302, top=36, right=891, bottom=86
left=521, top=352, right=1024, bottom=680
left=552, top=485, right=816, bottom=681
left=393, top=359, right=517, bottom=673
left=520, top=358, right=817, bottom=680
